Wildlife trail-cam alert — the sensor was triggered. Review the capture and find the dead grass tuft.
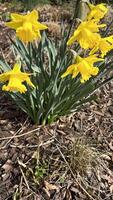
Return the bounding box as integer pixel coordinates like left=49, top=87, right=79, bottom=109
left=69, top=136, right=101, bottom=176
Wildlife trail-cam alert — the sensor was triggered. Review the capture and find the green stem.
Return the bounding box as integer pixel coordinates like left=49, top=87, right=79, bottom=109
left=42, top=118, right=46, bottom=126
left=28, top=0, right=31, bottom=10
left=66, top=0, right=80, bottom=42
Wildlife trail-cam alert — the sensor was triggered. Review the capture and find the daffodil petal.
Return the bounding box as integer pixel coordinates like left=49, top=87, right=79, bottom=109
left=6, top=21, right=23, bottom=29
left=67, top=36, right=76, bottom=45
left=26, top=10, right=39, bottom=21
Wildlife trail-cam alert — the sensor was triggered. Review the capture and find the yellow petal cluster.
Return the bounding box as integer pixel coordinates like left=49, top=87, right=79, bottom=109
left=67, top=20, right=105, bottom=49
left=63, top=3, right=113, bottom=83
left=90, top=35, right=113, bottom=57
left=0, top=63, right=35, bottom=93
left=61, top=55, right=103, bottom=83
left=87, top=3, right=108, bottom=21
left=67, top=3, right=110, bottom=54
left=6, top=10, right=48, bottom=43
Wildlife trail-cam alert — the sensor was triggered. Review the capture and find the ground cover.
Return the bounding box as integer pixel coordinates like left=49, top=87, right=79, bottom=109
left=1, top=1, right=113, bottom=200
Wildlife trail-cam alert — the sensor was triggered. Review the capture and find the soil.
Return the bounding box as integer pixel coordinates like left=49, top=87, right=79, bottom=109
left=1, top=2, right=113, bottom=200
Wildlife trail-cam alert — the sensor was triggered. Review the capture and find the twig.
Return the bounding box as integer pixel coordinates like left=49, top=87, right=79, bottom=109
left=0, top=118, right=29, bottom=149
left=10, top=138, right=55, bottom=149
left=22, top=193, right=33, bottom=200
left=19, top=176, right=23, bottom=199
left=0, top=126, right=41, bottom=141
left=19, top=165, right=30, bottom=190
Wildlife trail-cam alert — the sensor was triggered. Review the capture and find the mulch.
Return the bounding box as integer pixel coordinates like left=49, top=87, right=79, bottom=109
left=1, top=82, right=113, bottom=200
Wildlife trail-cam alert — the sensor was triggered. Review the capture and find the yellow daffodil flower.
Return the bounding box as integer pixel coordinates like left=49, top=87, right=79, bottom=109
left=61, top=54, right=103, bottom=83
left=90, top=35, right=113, bottom=57
left=87, top=3, right=108, bottom=21
left=0, top=63, right=35, bottom=93
left=67, top=20, right=105, bottom=49
left=6, top=10, right=48, bottom=43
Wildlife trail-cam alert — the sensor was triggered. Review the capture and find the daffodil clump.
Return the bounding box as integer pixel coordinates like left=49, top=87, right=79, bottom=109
left=62, top=2, right=113, bottom=83
left=0, top=2, right=113, bottom=124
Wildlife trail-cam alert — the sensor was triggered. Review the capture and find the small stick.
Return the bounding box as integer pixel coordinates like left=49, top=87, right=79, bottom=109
left=19, top=165, right=30, bottom=190
left=0, top=126, right=41, bottom=141
left=0, top=118, right=29, bottom=149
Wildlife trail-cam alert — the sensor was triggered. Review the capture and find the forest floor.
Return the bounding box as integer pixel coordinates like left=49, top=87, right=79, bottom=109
left=1, top=2, right=113, bottom=200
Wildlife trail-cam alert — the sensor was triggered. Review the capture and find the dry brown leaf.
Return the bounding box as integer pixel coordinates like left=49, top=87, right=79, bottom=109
left=2, top=159, right=13, bottom=172
left=107, top=175, right=113, bottom=184
left=109, top=140, right=113, bottom=151
left=101, top=154, right=111, bottom=161
left=32, top=150, right=39, bottom=160
left=110, top=185, right=113, bottom=193
left=44, top=181, right=59, bottom=192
